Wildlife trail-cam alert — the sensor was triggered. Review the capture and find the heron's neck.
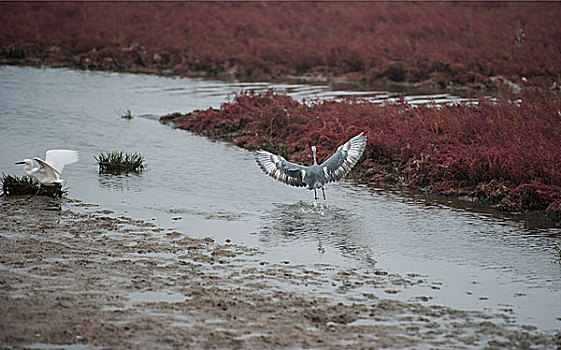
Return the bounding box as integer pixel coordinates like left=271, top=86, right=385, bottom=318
left=312, top=147, right=317, bottom=165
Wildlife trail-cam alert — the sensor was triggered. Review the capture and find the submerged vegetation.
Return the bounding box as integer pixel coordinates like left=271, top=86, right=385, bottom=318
left=161, top=90, right=561, bottom=219
left=1, top=2, right=560, bottom=93
left=117, top=107, right=133, bottom=120
left=1, top=173, right=64, bottom=197
left=95, top=151, right=145, bottom=175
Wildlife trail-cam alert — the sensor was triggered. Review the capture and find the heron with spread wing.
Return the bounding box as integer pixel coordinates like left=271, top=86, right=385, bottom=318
left=16, top=150, right=80, bottom=188
left=255, top=132, right=367, bottom=200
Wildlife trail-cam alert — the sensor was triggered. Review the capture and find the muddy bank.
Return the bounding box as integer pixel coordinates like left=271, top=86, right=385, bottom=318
left=1, top=197, right=559, bottom=349
left=1, top=3, right=561, bottom=94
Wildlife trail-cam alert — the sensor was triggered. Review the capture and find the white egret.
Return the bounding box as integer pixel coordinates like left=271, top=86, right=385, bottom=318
left=255, top=132, right=367, bottom=200
left=16, top=150, right=80, bottom=187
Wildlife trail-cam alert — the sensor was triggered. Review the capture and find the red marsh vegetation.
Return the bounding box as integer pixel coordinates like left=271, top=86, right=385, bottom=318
left=1, top=2, right=560, bottom=93
left=161, top=90, right=561, bottom=219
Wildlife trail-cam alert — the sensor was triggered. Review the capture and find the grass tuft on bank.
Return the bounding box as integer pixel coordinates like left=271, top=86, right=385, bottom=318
left=1, top=173, right=64, bottom=197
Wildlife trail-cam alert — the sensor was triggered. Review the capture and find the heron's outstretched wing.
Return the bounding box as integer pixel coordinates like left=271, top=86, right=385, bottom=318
left=255, top=150, right=306, bottom=187
left=45, top=150, right=80, bottom=174
left=320, top=132, right=367, bottom=183
left=34, top=157, right=61, bottom=183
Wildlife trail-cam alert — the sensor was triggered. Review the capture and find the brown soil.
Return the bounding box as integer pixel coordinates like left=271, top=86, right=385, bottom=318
left=1, top=197, right=559, bottom=349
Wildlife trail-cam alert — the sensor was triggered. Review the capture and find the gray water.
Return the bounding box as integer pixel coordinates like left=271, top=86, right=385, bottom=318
left=1, top=66, right=560, bottom=331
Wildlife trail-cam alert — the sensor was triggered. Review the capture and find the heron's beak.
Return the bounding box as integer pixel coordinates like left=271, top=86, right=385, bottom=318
left=15, top=161, right=25, bottom=165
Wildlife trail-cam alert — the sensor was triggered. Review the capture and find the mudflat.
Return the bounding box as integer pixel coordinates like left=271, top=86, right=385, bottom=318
left=1, top=197, right=559, bottom=349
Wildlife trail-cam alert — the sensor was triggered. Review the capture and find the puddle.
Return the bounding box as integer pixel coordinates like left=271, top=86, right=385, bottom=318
left=126, top=291, right=188, bottom=308
left=23, top=344, right=98, bottom=350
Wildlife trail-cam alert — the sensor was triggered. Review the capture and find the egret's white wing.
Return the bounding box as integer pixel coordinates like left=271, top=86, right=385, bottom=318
left=255, top=150, right=307, bottom=187
left=33, top=157, right=61, bottom=184
left=45, top=150, right=80, bottom=174
left=320, top=132, right=367, bottom=183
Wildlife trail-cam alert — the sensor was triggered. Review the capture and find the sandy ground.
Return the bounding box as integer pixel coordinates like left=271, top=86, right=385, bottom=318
left=1, top=196, right=560, bottom=349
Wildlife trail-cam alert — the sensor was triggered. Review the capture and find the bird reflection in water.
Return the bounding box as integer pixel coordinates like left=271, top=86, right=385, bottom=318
left=260, top=201, right=376, bottom=265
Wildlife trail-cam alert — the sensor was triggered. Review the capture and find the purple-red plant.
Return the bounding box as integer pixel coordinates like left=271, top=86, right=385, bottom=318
left=1, top=2, right=560, bottom=91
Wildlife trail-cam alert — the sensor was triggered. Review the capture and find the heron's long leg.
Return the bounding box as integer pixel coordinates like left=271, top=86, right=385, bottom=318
left=314, top=189, right=318, bottom=200
left=322, top=187, right=326, bottom=201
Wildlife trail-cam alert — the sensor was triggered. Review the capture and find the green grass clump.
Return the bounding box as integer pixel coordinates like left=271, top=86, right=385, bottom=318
left=115, top=107, right=133, bottom=119
left=95, top=151, right=145, bottom=174
left=121, top=108, right=133, bottom=119
left=1, top=173, right=64, bottom=197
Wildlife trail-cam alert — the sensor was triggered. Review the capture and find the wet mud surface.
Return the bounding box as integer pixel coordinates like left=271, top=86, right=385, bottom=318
left=1, top=197, right=559, bottom=349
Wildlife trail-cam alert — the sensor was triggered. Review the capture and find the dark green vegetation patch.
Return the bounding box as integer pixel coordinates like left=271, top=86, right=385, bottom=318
left=95, top=151, right=145, bottom=175
left=1, top=174, right=64, bottom=197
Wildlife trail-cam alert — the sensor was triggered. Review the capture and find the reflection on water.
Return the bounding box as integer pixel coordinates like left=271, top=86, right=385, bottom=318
left=261, top=201, right=353, bottom=237
left=260, top=201, right=377, bottom=265
left=97, top=173, right=144, bottom=192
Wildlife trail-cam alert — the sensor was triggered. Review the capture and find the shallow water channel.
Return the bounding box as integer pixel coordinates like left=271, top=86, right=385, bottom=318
left=1, top=66, right=560, bottom=332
